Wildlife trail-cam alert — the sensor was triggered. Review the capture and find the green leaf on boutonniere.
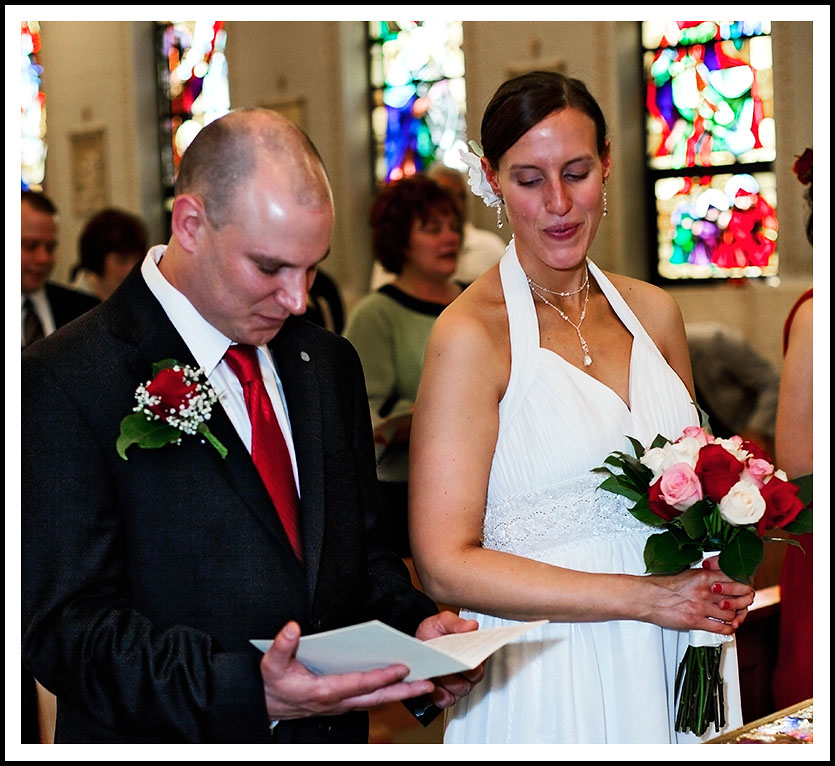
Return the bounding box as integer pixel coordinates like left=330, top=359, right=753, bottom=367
left=116, top=411, right=183, bottom=459
left=197, top=422, right=228, bottom=459
left=644, top=529, right=701, bottom=573
left=717, top=526, right=763, bottom=583
left=117, top=359, right=227, bottom=461
left=151, top=358, right=180, bottom=375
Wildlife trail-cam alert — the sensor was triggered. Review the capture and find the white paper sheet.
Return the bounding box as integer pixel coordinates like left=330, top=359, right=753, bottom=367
left=250, top=619, right=546, bottom=681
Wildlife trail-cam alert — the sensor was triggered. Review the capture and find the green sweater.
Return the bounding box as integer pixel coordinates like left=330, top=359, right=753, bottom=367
left=343, top=284, right=453, bottom=482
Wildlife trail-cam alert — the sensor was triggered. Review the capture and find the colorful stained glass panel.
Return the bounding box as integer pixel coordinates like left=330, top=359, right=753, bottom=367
left=645, top=33, right=775, bottom=170
left=655, top=171, right=778, bottom=280
left=21, top=21, right=47, bottom=189
left=157, top=21, right=230, bottom=194
left=368, top=21, right=467, bottom=182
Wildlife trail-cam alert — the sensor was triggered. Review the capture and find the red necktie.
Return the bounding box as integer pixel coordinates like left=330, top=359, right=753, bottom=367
left=224, top=344, right=303, bottom=561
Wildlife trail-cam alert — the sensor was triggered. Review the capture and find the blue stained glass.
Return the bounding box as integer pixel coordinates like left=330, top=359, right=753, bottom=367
left=369, top=21, right=467, bottom=182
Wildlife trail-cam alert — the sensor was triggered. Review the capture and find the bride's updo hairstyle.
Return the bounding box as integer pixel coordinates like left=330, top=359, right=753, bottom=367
left=480, top=71, right=609, bottom=169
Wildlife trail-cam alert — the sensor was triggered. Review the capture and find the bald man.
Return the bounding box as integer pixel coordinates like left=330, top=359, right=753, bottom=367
left=22, top=109, right=481, bottom=744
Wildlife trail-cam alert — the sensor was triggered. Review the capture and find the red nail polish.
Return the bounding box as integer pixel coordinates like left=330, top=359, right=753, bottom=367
left=711, top=583, right=723, bottom=594
left=721, top=600, right=731, bottom=610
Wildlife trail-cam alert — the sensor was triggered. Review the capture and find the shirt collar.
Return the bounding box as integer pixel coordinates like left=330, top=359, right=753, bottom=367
left=22, top=287, right=47, bottom=308
left=141, top=245, right=231, bottom=376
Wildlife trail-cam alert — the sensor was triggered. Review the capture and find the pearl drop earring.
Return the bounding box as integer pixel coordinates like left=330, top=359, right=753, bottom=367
left=602, top=182, right=608, bottom=217
left=495, top=200, right=504, bottom=229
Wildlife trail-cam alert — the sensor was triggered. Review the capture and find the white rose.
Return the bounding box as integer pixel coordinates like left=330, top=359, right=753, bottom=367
left=640, top=445, right=674, bottom=476
left=718, top=480, right=766, bottom=526
left=668, top=437, right=702, bottom=468
left=714, top=437, right=750, bottom=462
left=459, top=148, right=501, bottom=208
left=641, top=439, right=698, bottom=477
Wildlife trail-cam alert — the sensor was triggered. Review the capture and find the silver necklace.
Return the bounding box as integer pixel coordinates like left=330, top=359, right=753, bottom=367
left=526, top=265, right=589, bottom=297
left=529, top=277, right=593, bottom=367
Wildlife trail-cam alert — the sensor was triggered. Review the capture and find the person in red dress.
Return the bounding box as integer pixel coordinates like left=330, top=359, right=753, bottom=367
left=771, top=148, right=813, bottom=709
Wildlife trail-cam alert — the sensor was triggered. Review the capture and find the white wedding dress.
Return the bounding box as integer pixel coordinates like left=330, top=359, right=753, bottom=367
left=443, top=242, right=742, bottom=744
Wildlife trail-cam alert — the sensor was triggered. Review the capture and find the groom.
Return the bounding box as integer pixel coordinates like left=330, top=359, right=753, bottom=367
left=21, top=108, right=481, bottom=744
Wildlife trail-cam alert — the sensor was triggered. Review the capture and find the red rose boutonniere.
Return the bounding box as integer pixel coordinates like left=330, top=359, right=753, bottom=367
left=117, top=359, right=228, bottom=459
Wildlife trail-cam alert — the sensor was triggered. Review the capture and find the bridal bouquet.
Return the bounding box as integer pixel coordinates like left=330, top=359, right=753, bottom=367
left=594, top=425, right=812, bottom=736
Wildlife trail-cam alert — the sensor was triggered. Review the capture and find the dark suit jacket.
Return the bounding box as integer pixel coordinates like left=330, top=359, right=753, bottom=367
left=21, top=265, right=437, bottom=743
left=44, top=280, right=100, bottom=328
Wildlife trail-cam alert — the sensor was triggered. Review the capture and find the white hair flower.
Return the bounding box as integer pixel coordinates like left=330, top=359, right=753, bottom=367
left=459, top=140, right=502, bottom=209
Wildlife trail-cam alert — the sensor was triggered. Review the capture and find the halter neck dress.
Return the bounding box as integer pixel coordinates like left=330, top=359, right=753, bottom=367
left=443, top=241, right=742, bottom=744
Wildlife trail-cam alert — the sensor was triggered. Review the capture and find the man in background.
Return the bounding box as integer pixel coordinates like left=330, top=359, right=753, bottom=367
left=21, top=190, right=99, bottom=350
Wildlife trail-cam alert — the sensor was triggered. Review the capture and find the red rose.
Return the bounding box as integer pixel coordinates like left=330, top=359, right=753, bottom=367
left=757, top=476, right=805, bottom=536
left=648, top=479, right=683, bottom=522
left=792, top=148, right=812, bottom=185
left=741, top=439, right=773, bottom=464
left=694, top=443, right=744, bottom=503
left=145, top=367, right=198, bottom=421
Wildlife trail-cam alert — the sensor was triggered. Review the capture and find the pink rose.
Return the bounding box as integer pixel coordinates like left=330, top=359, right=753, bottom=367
left=648, top=479, right=683, bottom=522
left=741, top=458, right=774, bottom=488
left=695, top=443, right=745, bottom=503
left=658, top=463, right=704, bottom=511
left=677, top=426, right=712, bottom=447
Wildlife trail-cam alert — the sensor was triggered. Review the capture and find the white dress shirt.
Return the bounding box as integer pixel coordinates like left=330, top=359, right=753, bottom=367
left=141, top=246, right=300, bottom=492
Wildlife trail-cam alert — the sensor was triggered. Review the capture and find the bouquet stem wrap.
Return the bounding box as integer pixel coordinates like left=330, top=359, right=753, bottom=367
left=673, top=556, right=733, bottom=736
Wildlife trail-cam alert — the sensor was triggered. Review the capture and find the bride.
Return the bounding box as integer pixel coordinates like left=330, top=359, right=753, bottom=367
left=408, top=71, right=754, bottom=744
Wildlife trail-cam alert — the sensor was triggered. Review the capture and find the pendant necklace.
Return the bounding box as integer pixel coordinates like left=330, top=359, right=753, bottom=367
left=528, top=267, right=593, bottom=367
left=526, top=266, right=589, bottom=297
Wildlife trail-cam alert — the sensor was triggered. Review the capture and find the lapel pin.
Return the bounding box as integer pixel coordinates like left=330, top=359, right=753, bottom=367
left=300, top=351, right=310, bottom=362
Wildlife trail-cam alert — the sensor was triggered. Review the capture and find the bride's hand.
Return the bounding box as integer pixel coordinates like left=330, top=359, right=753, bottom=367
left=643, top=559, right=755, bottom=633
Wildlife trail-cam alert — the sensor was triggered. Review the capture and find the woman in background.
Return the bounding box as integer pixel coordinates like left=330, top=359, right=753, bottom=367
left=344, top=174, right=464, bottom=555
left=771, top=147, right=813, bottom=709
left=71, top=207, right=147, bottom=300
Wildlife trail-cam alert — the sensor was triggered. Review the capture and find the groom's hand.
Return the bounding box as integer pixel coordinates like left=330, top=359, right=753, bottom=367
left=260, top=621, right=435, bottom=721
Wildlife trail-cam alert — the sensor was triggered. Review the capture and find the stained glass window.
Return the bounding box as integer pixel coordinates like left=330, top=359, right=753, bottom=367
left=368, top=21, right=467, bottom=183
left=21, top=21, right=47, bottom=190
left=642, top=21, right=778, bottom=280
left=156, top=20, right=230, bottom=208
